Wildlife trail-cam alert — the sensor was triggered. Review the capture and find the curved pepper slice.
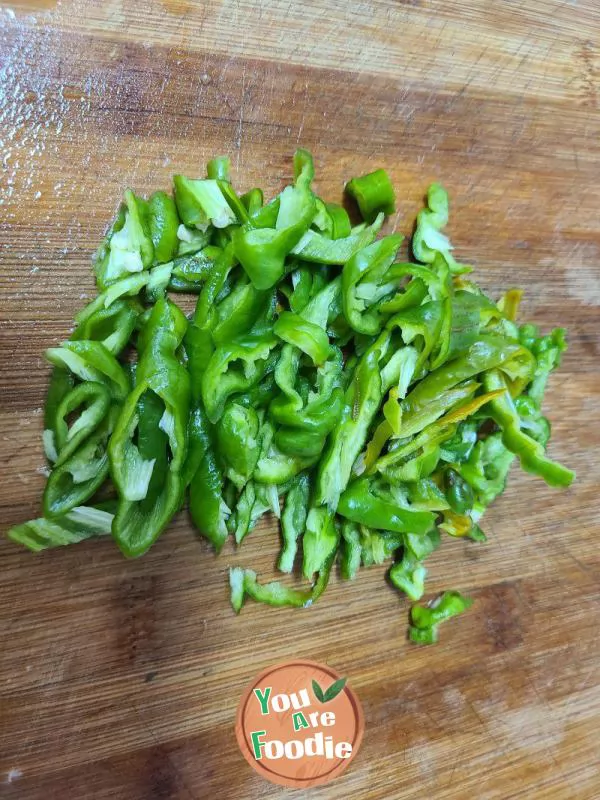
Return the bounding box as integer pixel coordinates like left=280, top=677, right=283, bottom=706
left=409, top=591, right=473, bottom=644
left=342, top=234, right=403, bottom=335
left=229, top=547, right=335, bottom=613
left=386, top=300, right=444, bottom=374
left=43, top=408, right=118, bottom=518
left=163, top=246, right=222, bottom=293
left=212, top=280, right=273, bottom=346
left=186, top=403, right=230, bottom=552
left=46, top=340, right=129, bottom=401
left=302, top=507, right=339, bottom=579
left=52, top=382, right=111, bottom=466
left=253, top=421, right=316, bottom=485
left=519, top=324, right=567, bottom=405
left=148, top=190, right=179, bottom=263
left=336, top=477, right=435, bottom=534
left=231, top=149, right=316, bottom=289
left=233, top=192, right=315, bottom=288
left=72, top=298, right=140, bottom=355
left=274, top=311, right=331, bottom=366
left=290, top=213, right=384, bottom=264
left=109, top=298, right=191, bottom=557
left=43, top=367, right=74, bottom=462
left=412, top=183, right=470, bottom=275
left=483, top=369, right=574, bottom=487
left=201, top=332, right=278, bottom=424
left=95, top=189, right=154, bottom=288
left=269, top=384, right=344, bottom=436
left=312, top=202, right=351, bottom=240
left=173, top=175, right=237, bottom=230
left=315, top=336, right=388, bottom=510
left=216, top=401, right=260, bottom=489
left=278, top=473, right=310, bottom=573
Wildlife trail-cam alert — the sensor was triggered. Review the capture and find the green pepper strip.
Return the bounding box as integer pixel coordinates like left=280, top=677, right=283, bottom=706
left=315, top=335, right=388, bottom=510
left=302, top=507, right=339, bottom=579
left=7, top=505, right=114, bottom=553
left=184, top=276, right=234, bottom=548
left=337, top=477, right=435, bottom=534
left=186, top=402, right=231, bottom=552
left=241, top=188, right=264, bottom=215
left=410, top=591, right=473, bottom=643
left=327, top=203, right=352, bottom=239
left=207, top=156, right=231, bottom=182
left=43, top=367, right=74, bottom=462
left=278, top=473, right=310, bottom=573
left=72, top=297, right=140, bottom=356
left=340, top=521, right=362, bottom=580
left=52, top=382, right=111, bottom=466
left=173, top=175, right=237, bottom=230
left=412, top=183, right=471, bottom=275
left=290, top=213, right=384, bottom=264
left=274, top=311, right=331, bottom=366
left=95, top=189, right=154, bottom=288
left=216, top=402, right=260, bottom=489
left=342, top=234, right=403, bottom=335
left=109, top=298, right=191, bottom=557
left=149, top=190, right=179, bottom=264
left=230, top=547, right=336, bottom=613
left=483, top=369, right=574, bottom=487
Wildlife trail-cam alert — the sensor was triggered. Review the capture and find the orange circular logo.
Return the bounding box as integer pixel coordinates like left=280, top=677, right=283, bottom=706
left=235, top=659, right=364, bottom=788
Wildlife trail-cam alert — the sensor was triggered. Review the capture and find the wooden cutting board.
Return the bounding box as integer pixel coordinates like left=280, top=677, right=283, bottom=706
left=1, top=2, right=599, bottom=798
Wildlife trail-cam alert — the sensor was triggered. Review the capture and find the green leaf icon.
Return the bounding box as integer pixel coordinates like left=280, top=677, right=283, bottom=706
left=312, top=679, right=325, bottom=703
left=312, top=677, right=347, bottom=703
left=323, top=677, right=347, bottom=702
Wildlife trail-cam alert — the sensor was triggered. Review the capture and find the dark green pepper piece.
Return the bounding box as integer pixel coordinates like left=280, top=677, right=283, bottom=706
left=346, top=168, right=396, bottom=222
left=337, top=477, right=435, bottom=534
left=444, top=468, right=475, bottom=514
left=186, top=403, right=230, bottom=552
left=109, top=298, right=190, bottom=557
left=148, top=191, right=179, bottom=264
left=216, top=402, right=260, bottom=488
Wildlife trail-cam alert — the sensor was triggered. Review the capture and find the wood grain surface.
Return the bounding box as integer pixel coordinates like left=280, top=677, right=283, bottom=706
left=1, top=2, right=599, bottom=798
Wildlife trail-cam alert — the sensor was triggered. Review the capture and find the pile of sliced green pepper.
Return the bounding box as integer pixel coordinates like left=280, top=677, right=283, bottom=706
left=9, top=151, right=574, bottom=644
